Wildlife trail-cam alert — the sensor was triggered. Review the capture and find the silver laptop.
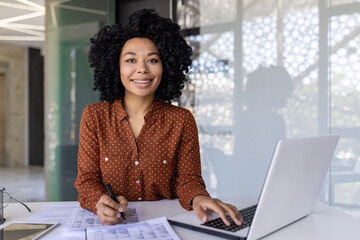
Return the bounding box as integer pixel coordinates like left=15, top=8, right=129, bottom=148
left=168, top=135, right=340, bottom=240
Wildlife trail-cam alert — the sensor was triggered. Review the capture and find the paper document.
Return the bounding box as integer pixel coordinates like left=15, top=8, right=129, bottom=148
left=86, top=217, right=180, bottom=240
left=27, top=202, right=80, bottom=229
left=38, top=229, right=85, bottom=240
left=27, top=203, right=86, bottom=240
left=67, top=206, right=143, bottom=229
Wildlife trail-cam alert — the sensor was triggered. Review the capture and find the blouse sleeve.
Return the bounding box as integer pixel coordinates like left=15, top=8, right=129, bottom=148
left=175, top=110, right=210, bottom=210
left=74, top=106, right=107, bottom=214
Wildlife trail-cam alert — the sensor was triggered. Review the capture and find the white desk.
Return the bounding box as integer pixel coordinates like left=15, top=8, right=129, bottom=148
left=2, top=199, right=360, bottom=240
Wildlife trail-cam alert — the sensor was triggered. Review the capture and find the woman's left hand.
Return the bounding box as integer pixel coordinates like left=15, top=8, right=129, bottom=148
left=192, top=195, right=243, bottom=226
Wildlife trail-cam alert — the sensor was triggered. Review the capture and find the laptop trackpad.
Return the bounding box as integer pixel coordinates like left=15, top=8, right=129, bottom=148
left=238, top=227, right=250, bottom=238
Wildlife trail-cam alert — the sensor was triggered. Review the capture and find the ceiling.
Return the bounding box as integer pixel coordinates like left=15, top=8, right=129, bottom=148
left=0, top=0, right=44, bottom=49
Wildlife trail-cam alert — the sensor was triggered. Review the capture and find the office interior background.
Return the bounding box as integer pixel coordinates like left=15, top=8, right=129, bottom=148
left=0, top=0, right=359, bottom=218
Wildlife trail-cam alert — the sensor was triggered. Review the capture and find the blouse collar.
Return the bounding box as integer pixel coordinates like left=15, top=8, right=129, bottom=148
left=113, top=97, right=167, bottom=123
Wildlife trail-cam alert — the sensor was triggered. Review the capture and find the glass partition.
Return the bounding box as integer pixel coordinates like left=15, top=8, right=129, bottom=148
left=45, top=0, right=114, bottom=200
left=177, top=0, right=360, bottom=217
left=329, top=0, right=360, bottom=217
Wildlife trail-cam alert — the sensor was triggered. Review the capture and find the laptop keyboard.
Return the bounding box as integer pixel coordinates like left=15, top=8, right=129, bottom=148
left=201, top=204, right=257, bottom=232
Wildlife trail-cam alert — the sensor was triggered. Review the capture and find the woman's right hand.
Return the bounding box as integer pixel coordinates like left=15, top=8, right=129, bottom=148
left=96, top=194, right=128, bottom=225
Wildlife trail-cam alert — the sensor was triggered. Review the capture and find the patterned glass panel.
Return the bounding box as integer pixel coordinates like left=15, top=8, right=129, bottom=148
left=177, top=0, right=360, bottom=217
left=330, top=9, right=360, bottom=216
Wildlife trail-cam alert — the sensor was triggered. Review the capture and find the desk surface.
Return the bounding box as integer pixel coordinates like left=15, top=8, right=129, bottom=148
left=2, top=199, right=360, bottom=240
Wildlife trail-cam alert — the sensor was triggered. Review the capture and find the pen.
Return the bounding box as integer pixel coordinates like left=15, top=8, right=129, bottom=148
left=105, top=183, right=126, bottom=223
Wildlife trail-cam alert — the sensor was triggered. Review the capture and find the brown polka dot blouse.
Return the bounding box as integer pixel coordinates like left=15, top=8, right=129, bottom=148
left=74, top=98, right=210, bottom=214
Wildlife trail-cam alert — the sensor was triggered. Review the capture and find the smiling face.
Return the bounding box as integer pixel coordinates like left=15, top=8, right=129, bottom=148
left=119, top=37, right=163, bottom=100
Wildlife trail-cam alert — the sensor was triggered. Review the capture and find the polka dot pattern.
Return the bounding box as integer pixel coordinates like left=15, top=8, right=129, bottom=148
left=74, top=98, right=210, bottom=214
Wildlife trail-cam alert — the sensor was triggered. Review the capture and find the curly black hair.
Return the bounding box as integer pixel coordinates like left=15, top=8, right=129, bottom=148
left=88, top=9, right=192, bottom=104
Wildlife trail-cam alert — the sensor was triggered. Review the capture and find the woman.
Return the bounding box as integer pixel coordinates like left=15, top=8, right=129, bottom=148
left=74, top=9, right=242, bottom=227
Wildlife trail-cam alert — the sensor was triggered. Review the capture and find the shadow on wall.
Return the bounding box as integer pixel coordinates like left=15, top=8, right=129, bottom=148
left=213, top=66, right=293, bottom=198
